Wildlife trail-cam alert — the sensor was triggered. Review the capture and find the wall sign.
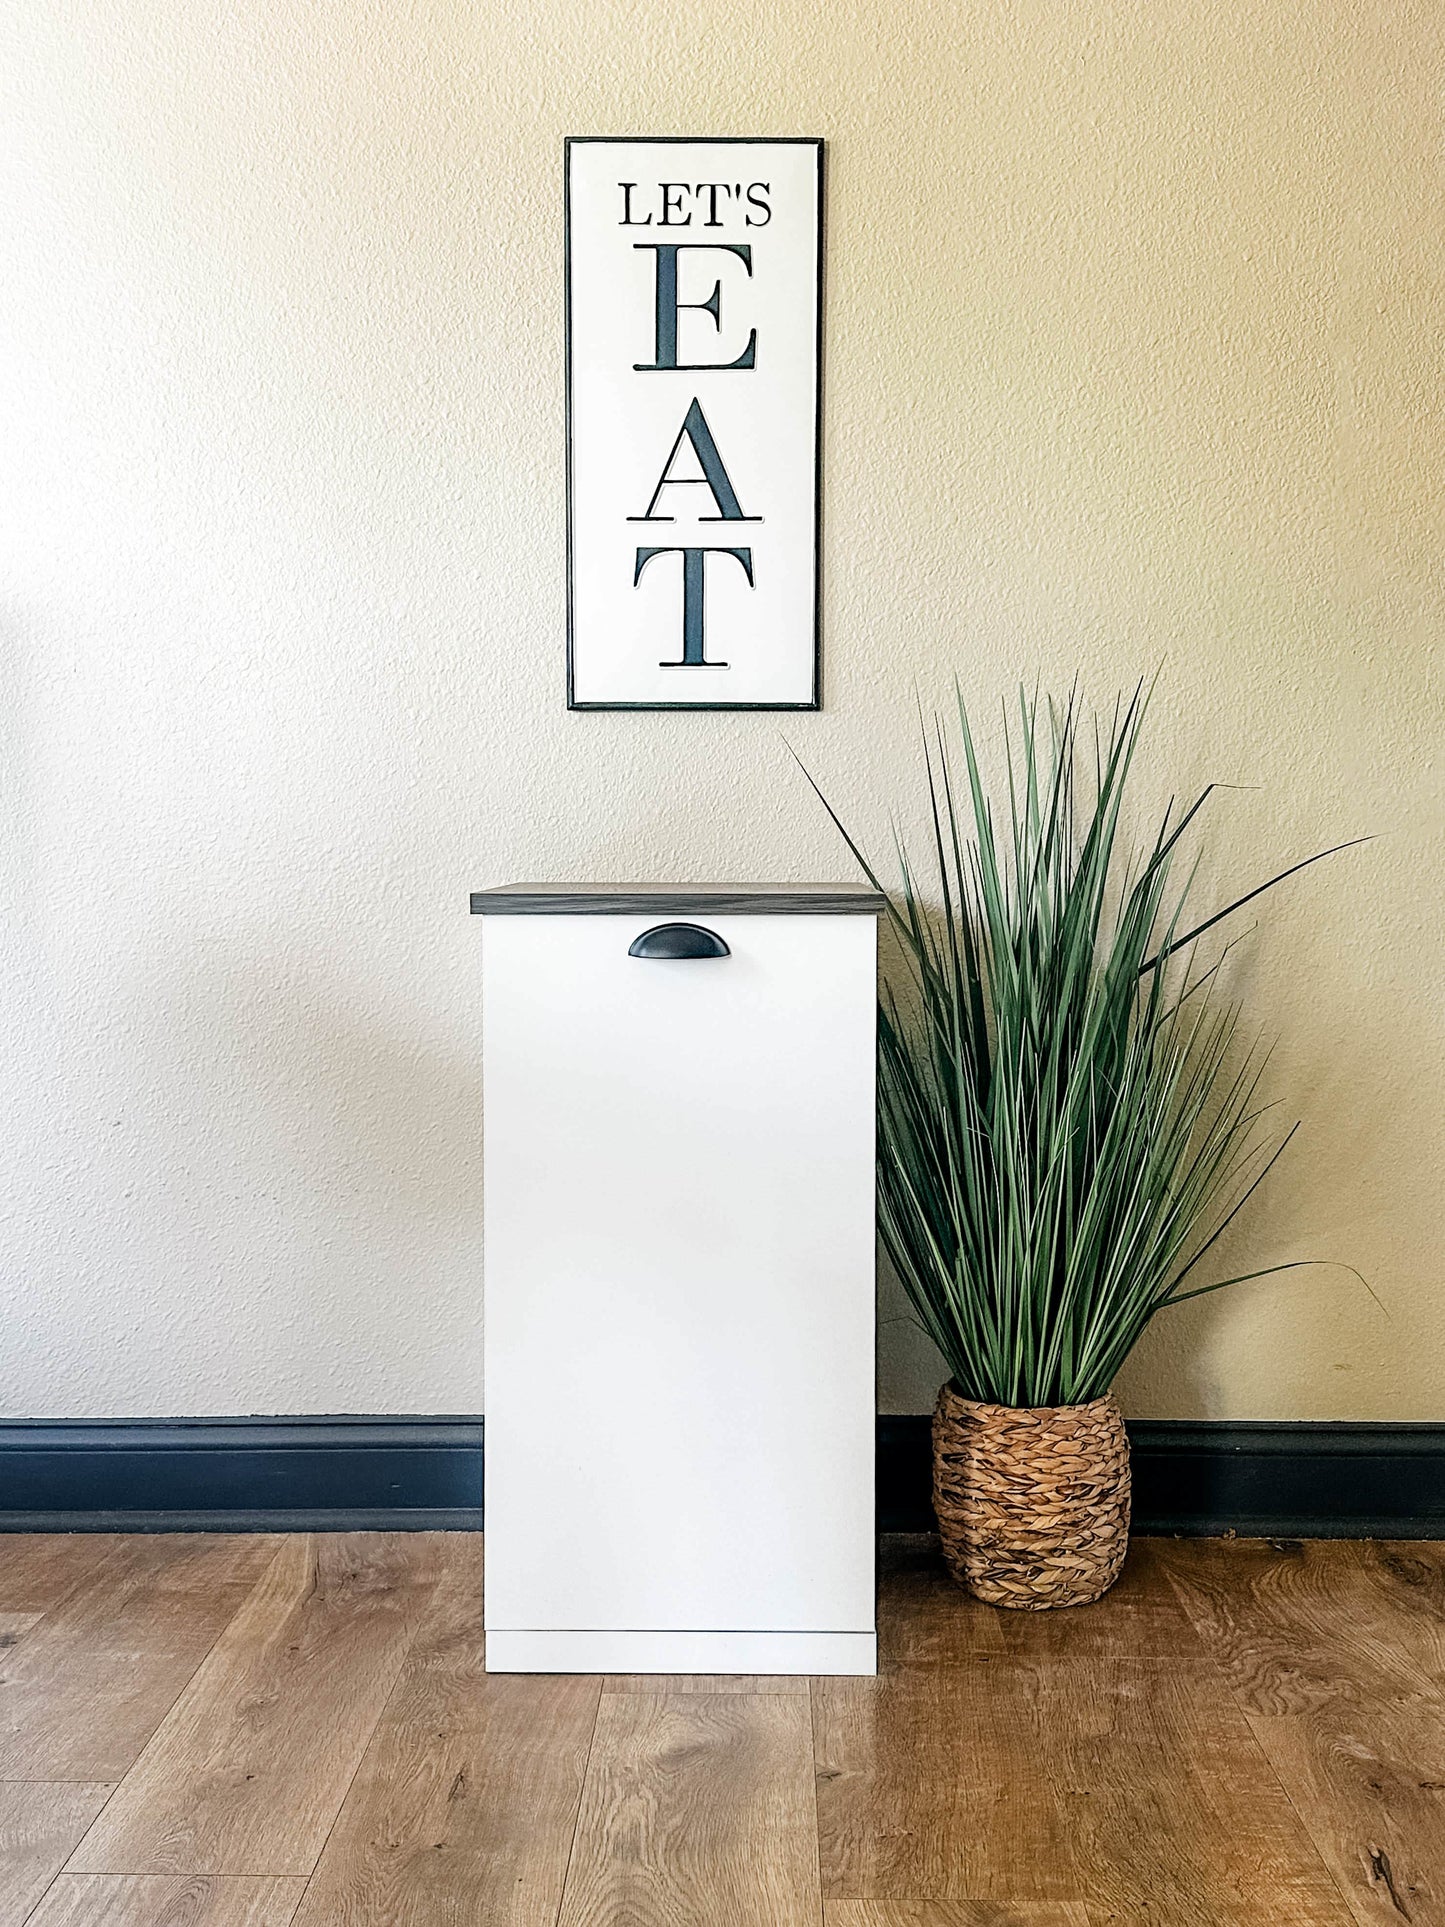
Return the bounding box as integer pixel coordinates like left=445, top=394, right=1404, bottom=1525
left=565, top=137, right=823, bottom=710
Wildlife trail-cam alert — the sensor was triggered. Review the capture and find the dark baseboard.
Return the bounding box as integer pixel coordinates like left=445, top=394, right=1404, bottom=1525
left=0, top=1417, right=484, bottom=1532
left=878, top=1415, right=1445, bottom=1538
left=0, top=1414, right=1440, bottom=1537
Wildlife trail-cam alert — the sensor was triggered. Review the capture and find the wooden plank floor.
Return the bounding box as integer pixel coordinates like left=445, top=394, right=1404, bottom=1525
left=0, top=1533, right=1440, bottom=1925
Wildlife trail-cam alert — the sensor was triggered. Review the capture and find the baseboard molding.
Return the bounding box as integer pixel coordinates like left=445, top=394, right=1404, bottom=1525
left=0, top=1417, right=484, bottom=1532
left=0, top=1414, right=1440, bottom=1536
left=878, top=1415, right=1445, bottom=1538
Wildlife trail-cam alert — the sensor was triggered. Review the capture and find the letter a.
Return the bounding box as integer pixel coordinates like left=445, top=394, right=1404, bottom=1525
left=633, top=400, right=756, bottom=523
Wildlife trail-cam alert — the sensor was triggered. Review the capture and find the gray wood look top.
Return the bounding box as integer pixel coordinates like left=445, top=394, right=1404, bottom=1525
left=470, top=882, right=888, bottom=916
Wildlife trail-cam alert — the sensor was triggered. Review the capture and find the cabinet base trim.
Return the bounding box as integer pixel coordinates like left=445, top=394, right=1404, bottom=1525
left=484, top=1628, right=877, bottom=1675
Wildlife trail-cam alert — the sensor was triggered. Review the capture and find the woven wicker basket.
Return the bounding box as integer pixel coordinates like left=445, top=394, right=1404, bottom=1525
left=932, top=1383, right=1131, bottom=1609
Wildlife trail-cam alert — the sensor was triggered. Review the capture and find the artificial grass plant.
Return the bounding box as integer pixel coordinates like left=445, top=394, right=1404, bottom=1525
left=800, top=681, right=1361, bottom=1408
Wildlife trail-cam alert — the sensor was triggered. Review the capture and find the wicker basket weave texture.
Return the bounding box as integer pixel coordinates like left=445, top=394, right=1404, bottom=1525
left=932, top=1384, right=1131, bottom=1610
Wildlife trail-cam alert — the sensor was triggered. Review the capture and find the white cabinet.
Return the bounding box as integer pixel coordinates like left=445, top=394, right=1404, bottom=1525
left=474, top=883, right=882, bottom=1674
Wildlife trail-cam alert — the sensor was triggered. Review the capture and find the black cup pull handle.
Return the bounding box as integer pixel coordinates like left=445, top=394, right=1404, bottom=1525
left=627, top=922, right=731, bottom=960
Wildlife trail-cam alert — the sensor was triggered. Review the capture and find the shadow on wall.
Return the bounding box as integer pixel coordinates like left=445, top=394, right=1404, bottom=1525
left=873, top=949, right=1404, bottom=1420
left=197, top=954, right=484, bottom=1223
left=1113, top=980, right=1403, bottom=1420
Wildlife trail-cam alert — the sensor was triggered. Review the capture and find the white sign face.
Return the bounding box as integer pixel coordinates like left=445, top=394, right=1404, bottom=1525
left=566, top=138, right=822, bottom=709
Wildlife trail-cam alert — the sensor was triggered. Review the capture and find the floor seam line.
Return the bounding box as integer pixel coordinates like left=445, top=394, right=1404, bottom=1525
left=553, top=1676, right=606, bottom=1926
left=279, top=1536, right=451, bottom=1907
left=1156, top=1554, right=1367, bottom=1927
left=59, top=1534, right=290, bottom=1877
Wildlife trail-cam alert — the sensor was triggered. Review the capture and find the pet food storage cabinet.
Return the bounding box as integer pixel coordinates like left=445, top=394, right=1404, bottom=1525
left=472, top=882, right=884, bottom=1675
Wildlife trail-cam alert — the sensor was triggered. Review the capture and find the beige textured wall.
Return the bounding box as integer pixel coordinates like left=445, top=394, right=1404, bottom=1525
left=1, top=0, right=1440, bottom=1416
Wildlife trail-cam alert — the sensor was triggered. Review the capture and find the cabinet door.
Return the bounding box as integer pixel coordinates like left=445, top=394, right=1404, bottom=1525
left=483, top=913, right=876, bottom=1634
